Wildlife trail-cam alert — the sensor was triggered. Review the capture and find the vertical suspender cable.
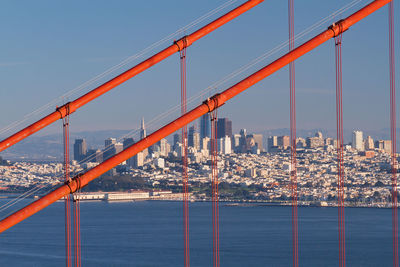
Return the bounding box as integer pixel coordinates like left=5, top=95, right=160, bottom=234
left=73, top=190, right=82, bottom=267
left=288, top=0, right=299, bottom=266
left=335, top=32, right=346, bottom=267
left=389, top=2, right=398, bottom=266
left=178, top=40, right=190, bottom=267
left=62, top=108, right=72, bottom=267
left=210, top=109, right=219, bottom=267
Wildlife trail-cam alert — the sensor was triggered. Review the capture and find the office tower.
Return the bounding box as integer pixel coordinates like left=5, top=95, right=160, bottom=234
left=233, top=134, right=241, bottom=151
left=315, top=131, right=323, bottom=139
left=239, top=129, right=248, bottom=153
left=249, top=134, right=263, bottom=152
left=306, top=136, right=323, bottom=148
left=219, top=136, right=232, bottom=154
left=194, top=133, right=200, bottom=150
left=297, top=137, right=306, bottom=148
left=217, top=118, right=232, bottom=139
left=123, top=138, right=135, bottom=167
left=365, top=136, right=374, bottom=150
left=268, top=136, right=278, bottom=151
left=157, top=138, right=169, bottom=157
left=188, top=126, right=195, bottom=147
left=201, top=137, right=210, bottom=152
left=105, top=137, right=116, bottom=148
left=376, top=140, right=391, bottom=153
left=140, top=117, right=147, bottom=139
left=114, top=142, right=123, bottom=154
left=352, top=131, right=364, bottom=151
left=86, top=149, right=97, bottom=163
left=106, top=142, right=123, bottom=161
left=278, top=136, right=290, bottom=148
left=245, top=136, right=255, bottom=152
left=94, top=149, right=103, bottom=163
left=375, top=140, right=391, bottom=154
left=383, top=140, right=392, bottom=153
left=200, top=113, right=211, bottom=139
left=325, top=137, right=333, bottom=146
left=123, top=138, right=135, bottom=149
left=133, top=151, right=144, bottom=168
left=73, top=139, right=87, bottom=162
left=173, top=133, right=181, bottom=149
left=104, top=138, right=117, bottom=160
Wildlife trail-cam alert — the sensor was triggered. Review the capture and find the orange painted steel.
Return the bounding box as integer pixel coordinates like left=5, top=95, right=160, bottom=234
left=0, top=0, right=263, bottom=153
left=0, top=0, right=391, bottom=233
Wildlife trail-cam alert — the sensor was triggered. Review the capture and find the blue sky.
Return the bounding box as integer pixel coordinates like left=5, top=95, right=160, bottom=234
left=0, top=0, right=399, bottom=138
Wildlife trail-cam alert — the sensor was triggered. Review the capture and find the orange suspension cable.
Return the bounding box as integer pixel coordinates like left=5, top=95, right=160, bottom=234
left=179, top=41, right=190, bottom=267
left=389, top=2, right=398, bottom=266
left=335, top=32, right=346, bottom=267
left=288, top=0, right=299, bottom=266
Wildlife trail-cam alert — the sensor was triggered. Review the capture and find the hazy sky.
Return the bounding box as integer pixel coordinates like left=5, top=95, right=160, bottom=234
left=0, top=0, right=399, bottom=139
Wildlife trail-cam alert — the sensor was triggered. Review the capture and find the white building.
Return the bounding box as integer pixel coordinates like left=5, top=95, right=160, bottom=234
left=153, top=158, right=165, bottom=169
left=219, top=136, right=232, bottom=154
left=352, top=130, right=364, bottom=151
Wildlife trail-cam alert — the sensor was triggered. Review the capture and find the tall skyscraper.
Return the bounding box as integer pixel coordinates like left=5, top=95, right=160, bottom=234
left=140, top=117, right=147, bottom=140
left=123, top=138, right=135, bottom=149
left=249, top=134, right=263, bottom=152
left=105, top=137, right=116, bottom=148
left=173, top=133, right=181, bottom=150
left=352, top=131, right=364, bottom=151
left=306, top=136, right=323, bottom=148
left=376, top=140, right=392, bottom=153
left=123, top=138, right=135, bottom=166
left=219, top=136, right=232, bottom=154
left=315, top=131, right=323, bottom=139
left=233, top=134, right=241, bottom=152
left=104, top=138, right=117, bottom=160
left=278, top=136, right=290, bottom=148
left=239, top=129, right=247, bottom=153
left=86, top=149, right=97, bottom=163
left=365, top=136, right=374, bottom=150
left=268, top=136, right=278, bottom=152
left=193, top=132, right=200, bottom=151
left=217, top=118, right=232, bottom=139
left=157, top=138, right=169, bottom=157
left=73, top=139, right=87, bottom=162
left=188, top=126, right=195, bottom=147
left=200, top=114, right=211, bottom=139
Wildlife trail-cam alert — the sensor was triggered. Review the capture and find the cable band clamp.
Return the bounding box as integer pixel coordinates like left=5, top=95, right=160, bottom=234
left=328, top=19, right=346, bottom=38
left=56, top=102, right=71, bottom=119
left=203, top=93, right=224, bottom=114
left=174, top=36, right=188, bottom=52
left=64, top=174, right=82, bottom=194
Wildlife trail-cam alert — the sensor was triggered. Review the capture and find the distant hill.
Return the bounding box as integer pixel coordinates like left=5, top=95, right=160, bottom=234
left=0, top=129, right=131, bottom=161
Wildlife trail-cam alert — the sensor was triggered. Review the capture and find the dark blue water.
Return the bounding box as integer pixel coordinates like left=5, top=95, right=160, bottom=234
left=0, top=200, right=396, bottom=266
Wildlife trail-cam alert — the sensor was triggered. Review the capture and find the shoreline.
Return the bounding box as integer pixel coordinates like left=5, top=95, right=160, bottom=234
left=0, top=192, right=394, bottom=209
